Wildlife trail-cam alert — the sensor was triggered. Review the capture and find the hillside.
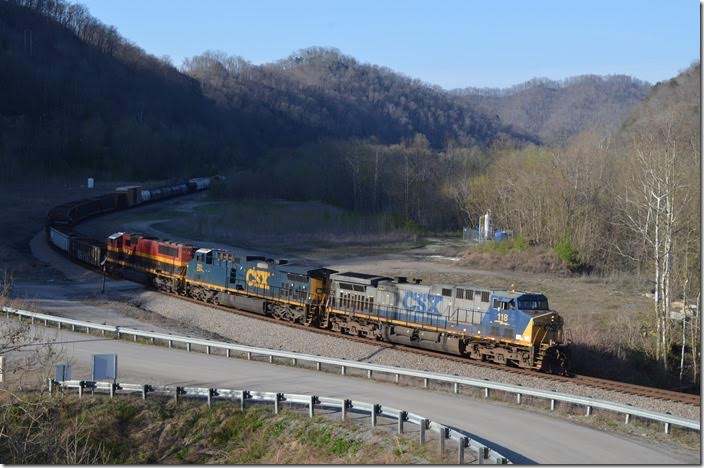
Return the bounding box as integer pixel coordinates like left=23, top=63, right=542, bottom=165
left=0, top=0, right=534, bottom=182
left=454, top=75, right=651, bottom=145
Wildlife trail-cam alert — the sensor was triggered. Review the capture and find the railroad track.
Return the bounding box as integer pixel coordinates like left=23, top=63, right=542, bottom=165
left=50, top=240, right=701, bottom=408
left=150, top=286, right=702, bottom=407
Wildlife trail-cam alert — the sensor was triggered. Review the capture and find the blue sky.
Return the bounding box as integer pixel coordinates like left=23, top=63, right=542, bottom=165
left=79, top=0, right=698, bottom=89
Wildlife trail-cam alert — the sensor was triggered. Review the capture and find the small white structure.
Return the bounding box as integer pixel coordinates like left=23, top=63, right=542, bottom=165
left=479, top=211, right=492, bottom=241
left=87, top=177, right=94, bottom=189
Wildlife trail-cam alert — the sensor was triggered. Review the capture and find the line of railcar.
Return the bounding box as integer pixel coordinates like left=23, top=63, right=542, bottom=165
left=45, top=176, right=570, bottom=374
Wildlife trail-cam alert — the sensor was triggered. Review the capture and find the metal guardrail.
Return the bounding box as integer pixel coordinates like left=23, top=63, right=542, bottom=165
left=51, top=379, right=508, bottom=464
left=4, top=306, right=700, bottom=434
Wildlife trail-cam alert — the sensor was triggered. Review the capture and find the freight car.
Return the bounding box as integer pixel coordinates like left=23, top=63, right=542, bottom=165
left=102, top=231, right=569, bottom=373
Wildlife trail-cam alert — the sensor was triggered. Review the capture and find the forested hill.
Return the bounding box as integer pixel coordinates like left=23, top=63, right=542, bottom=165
left=0, top=0, right=534, bottom=180
left=453, top=75, right=651, bottom=145
left=182, top=48, right=537, bottom=150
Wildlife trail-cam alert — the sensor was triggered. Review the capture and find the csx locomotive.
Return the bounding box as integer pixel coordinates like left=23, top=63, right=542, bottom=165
left=103, top=232, right=570, bottom=373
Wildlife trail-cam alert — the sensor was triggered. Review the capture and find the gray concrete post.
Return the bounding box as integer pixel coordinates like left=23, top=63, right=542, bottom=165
left=419, top=419, right=427, bottom=444
left=438, top=427, right=447, bottom=455
left=309, top=396, right=316, bottom=418
left=398, top=411, right=407, bottom=434
left=341, top=399, right=351, bottom=421
left=371, top=404, right=380, bottom=427
left=458, top=437, right=467, bottom=464
left=240, top=391, right=247, bottom=411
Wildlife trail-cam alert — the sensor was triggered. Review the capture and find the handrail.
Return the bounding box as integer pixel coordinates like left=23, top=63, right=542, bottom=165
left=52, top=379, right=509, bottom=464
left=4, top=306, right=699, bottom=433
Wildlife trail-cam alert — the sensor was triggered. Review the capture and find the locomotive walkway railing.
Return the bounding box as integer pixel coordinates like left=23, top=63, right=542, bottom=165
left=49, top=379, right=508, bottom=464
left=3, top=306, right=700, bottom=434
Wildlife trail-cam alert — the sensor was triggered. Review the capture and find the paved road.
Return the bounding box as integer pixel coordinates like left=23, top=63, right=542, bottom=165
left=18, top=325, right=695, bottom=465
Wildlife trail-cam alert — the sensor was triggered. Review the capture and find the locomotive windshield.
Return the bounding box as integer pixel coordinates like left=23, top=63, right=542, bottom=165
left=517, top=297, right=549, bottom=310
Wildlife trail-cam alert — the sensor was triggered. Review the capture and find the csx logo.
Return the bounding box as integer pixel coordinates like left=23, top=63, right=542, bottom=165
left=402, top=292, right=443, bottom=315
left=246, top=268, right=270, bottom=290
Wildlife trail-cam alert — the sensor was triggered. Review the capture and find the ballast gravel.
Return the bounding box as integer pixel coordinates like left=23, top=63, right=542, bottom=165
left=108, top=288, right=699, bottom=421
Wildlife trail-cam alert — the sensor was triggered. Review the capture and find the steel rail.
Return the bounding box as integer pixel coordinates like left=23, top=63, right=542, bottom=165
left=5, top=306, right=699, bottom=433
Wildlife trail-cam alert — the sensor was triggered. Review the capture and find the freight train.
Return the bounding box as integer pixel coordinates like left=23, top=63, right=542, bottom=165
left=45, top=177, right=570, bottom=374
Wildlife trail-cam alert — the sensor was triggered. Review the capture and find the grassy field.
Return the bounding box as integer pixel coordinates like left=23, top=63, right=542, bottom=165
left=0, top=392, right=446, bottom=464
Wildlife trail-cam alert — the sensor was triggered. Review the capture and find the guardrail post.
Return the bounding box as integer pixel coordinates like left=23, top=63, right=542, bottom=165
left=438, top=426, right=447, bottom=455
left=341, top=365, right=346, bottom=376
left=483, top=387, right=489, bottom=398
left=550, top=399, right=555, bottom=411
left=186, top=343, right=191, bottom=352
left=624, top=414, right=630, bottom=424
left=57, top=321, right=62, bottom=330
left=423, top=378, right=428, bottom=389
left=47, top=378, right=53, bottom=395
left=101, top=329, right=105, bottom=336
left=247, top=352, right=252, bottom=360
left=516, top=393, right=522, bottom=404
left=30, top=316, right=34, bottom=324
left=71, top=324, right=75, bottom=331
left=398, top=411, right=407, bottom=434
left=664, top=422, right=670, bottom=434
left=133, top=333, right=137, bottom=342
left=367, top=370, right=372, bottom=379
left=226, top=349, right=231, bottom=358
left=78, top=381, right=84, bottom=399
left=274, top=393, right=284, bottom=414
left=142, top=384, right=148, bottom=400
left=453, top=382, right=459, bottom=394
left=309, top=396, right=317, bottom=418
left=458, top=436, right=467, bottom=464
left=114, top=329, right=118, bottom=338
left=316, top=362, right=321, bottom=371
left=110, top=382, right=116, bottom=398
left=85, top=326, right=90, bottom=334
left=497, top=456, right=507, bottom=464
left=419, top=419, right=427, bottom=444
left=268, top=355, right=273, bottom=363
left=207, top=388, right=217, bottom=407
left=394, top=374, right=400, bottom=384
left=341, top=399, right=351, bottom=421
left=240, top=391, right=249, bottom=411
left=150, top=337, right=155, bottom=344
left=174, top=386, right=182, bottom=404
left=291, top=358, right=297, bottom=366
left=206, top=345, right=211, bottom=355
left=168, top=340, right=172, bottom=348
left=371, top=404, right=380, bottom=427
left=478, top=446, right=488, bottom=464
left=586, top=406, right=592, bottom=416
